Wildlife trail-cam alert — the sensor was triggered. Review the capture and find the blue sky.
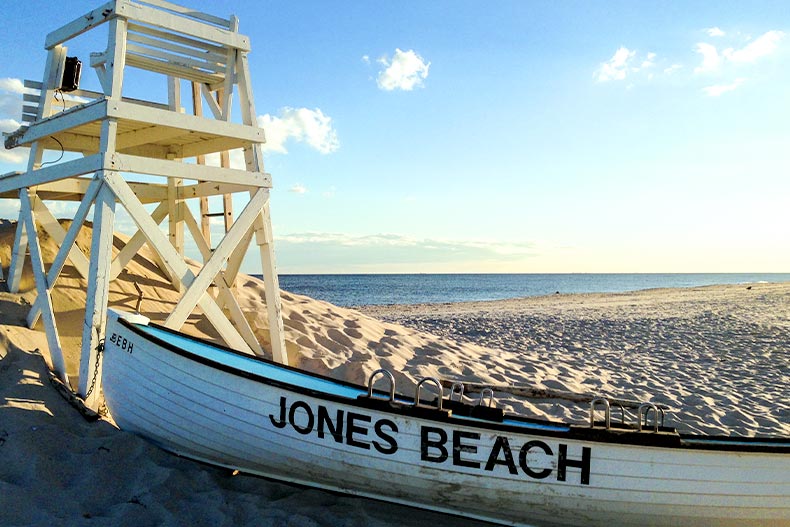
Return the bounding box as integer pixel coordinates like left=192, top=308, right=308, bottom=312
left=1, top=1, right=788, bottom=273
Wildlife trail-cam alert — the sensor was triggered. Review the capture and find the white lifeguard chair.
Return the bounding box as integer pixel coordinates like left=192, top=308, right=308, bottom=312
left=0, top=0, right=287, bottom=410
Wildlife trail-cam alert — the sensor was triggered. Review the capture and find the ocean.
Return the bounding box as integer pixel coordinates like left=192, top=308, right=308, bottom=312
left=272, top=273, right=790, bottom=307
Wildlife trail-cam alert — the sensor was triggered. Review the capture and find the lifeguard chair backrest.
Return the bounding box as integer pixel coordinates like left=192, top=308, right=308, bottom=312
left=89, top=0, right=247, bottom=99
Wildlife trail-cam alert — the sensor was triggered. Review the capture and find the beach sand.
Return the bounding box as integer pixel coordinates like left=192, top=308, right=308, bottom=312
left=1, top=221, right=788, bottom=525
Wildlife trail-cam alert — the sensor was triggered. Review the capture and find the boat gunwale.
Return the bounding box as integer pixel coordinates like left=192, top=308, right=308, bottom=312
left=113, top=316, right=790, bottom=453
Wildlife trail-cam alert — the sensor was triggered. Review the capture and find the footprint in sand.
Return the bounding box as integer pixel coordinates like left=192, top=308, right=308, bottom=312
left=344, top=327, right=363, bottom=339
left=366, top=341, right=393, bottom=357
left=289, top=311, right=309, bottom=324
left=327, top=328, right=354, bottom=348
left=295, top=335, right=314, bottom=348
left=286, top=318, right=307, bottom=334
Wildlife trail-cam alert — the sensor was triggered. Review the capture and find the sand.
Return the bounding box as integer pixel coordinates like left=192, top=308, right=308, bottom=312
left=1, top=220, right=788, bottom=525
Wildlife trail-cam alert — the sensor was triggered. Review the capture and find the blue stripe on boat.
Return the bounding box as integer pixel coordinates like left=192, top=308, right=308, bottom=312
left=137, top=323, right=571, bottom=433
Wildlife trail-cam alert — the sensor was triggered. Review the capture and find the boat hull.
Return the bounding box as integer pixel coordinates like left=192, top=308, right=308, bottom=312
left=101, top=311, right=790, bottom=527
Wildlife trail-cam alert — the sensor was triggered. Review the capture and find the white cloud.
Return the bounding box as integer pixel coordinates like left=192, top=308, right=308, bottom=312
left=723, top=30, right=784, bottom=63
left=664, top=64, right=683, bottom=75
left=0, top=147, right=28, bottom=165
left=706, top=27, right=725, bottom=37
left=594, top=47, right=637, bottom=82
left=644, top=52, right=657, bottom=67
left=0, top=78, right=24, bottom=125
left=376, top=49, right=430, bottom=91
left=695, top=30, right=784, bottom=74
left=258, top=107, right=339, bottom=155
left=322, top=186, right=336, bottom=199
left=0, top=118, right=21, bottom=133
left=0, top=115, right=27, bottom=165
left=702, top=78, right=746, bottom=96
left=361, top=55, right=370, bottom=65
left=289, top=184, right=307, bottom=194
left=277, top=232, right=534, bottom=256
left=694, top=43, right=721, bottom=73
left=0, top=78, right=25, bottom=94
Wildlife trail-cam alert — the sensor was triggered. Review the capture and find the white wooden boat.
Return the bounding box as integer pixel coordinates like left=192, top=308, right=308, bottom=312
left=101, top=310, right=790, bottom=527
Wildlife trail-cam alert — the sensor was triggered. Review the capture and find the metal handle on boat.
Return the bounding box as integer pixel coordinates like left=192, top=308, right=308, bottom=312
left=590, top=397, right=611, bottom=429
left=478, top=387, right=495, bottom=408
left=612, top=402, right=626, bottom=425
left=134, top=281, right=144, bottom=313
left=450, top=382, right=464, bottom=402
left=366, top=369, right=396, bottom=402
left=415, top=377, right=443, bottom=411
left=638, top=403, right=660, bottom=432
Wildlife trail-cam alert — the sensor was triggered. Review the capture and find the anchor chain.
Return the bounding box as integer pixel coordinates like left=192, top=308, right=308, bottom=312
left=84, top=339, right=105, bottom=400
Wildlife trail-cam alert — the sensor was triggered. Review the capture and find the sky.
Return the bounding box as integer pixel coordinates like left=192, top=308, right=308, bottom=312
left=0, top=1, right=788, bottom=274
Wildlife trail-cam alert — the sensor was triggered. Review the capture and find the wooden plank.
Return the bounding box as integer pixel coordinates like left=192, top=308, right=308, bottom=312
left=191, top=81, right=212, bottom=248
left=234, top=49, right=287, bottom=364
left=28, top=178, right=102, bottom=327
left=106, top=99, right=264, bottom=143
left=36, top=179, right=169, bottom=204
left=38, top=45, right=68, bottom=124
left=199, top=195, right=210, bottom=248
left=177, top=181, right=255, bottom=200
left=127, top=22, right=228, bottom=57
left=105, top=17, right=129, bottom=99
left=6, top=211, right=27, bottom=293
left=220, top=224, right=253, bottom=291
left=126, top=53, right=222, bottom=85
left=22, top=105, right=40, bottom=118
left=45, top=0, right=119, bottom=49
left=180, top=203, right=263, bottom=355
left=38, top=132, right=101, bottom=154
left=109, top=200, right=168, bottom=280
left=178, top=136, right=252, bottom=159
left=11, top=99, right=107, bottom=148
left=93, top=62, right=111, bottom=94
left=0, top=155, right=103, bottom=194
left=218, top=16, right=238, bottom=120
left=103, top=171, right=253, bottom=354
left=110, top=153, right=270, bottom=187
left=31, top=197, right=91, bottom=278
left=69, top=88, right=170, bottom=110
left=130, top=0, right=232, bottom=29
left=222, top=193, right=233, bottom=232
left=78, top=182, right=116, bottom=410
left=117, top=2, right=250, bottom=51
left=100, top=118, right=119, bottom=155
left=167, top=174, right=184, bottom=291
left=116, top=124, right=181, bottom=151
left=127, top=42, right=225, bottom=73
left=20, top=189, right=70, bottom=385
left=200, top=84, right=222, bottom=119
left=127, top=30, right=232, bottom=65
left=165, top=187, right=266, bottom=328
left=252, top=202, right=287, bottom=365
